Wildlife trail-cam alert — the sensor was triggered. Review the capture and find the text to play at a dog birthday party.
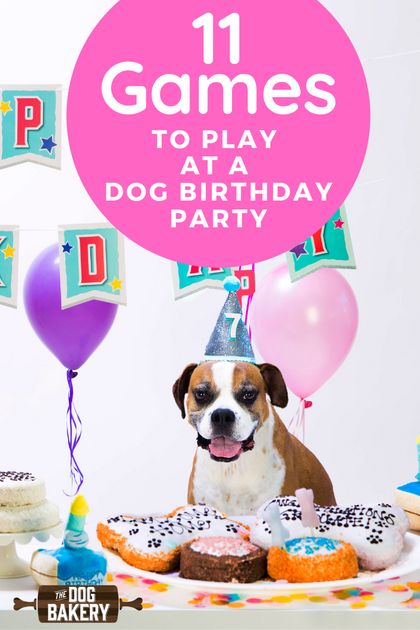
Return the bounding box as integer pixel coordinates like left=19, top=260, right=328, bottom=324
left=105, top=128, right=333, bottom=229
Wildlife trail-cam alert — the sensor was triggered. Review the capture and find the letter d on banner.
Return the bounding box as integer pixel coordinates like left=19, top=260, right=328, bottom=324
left=78, top=235, right=107, bottom=285
left=58, top=224, right=126, bottom=308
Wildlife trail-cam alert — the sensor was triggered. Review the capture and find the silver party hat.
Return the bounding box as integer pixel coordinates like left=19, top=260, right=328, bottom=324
left=204, top=276, right=255, bottom=363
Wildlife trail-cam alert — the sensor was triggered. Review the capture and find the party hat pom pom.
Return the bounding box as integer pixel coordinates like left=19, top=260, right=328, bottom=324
left=224, top=276, right=241, bottom=293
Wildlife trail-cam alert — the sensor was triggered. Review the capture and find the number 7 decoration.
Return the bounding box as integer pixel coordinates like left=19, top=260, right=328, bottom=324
left=0, top=85, right=61, bottom=169
left=286, top=207, right=356, bottom=282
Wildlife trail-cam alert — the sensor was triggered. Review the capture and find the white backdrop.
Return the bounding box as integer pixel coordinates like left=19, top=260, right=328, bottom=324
left=1, top=1, right=419, bottom=524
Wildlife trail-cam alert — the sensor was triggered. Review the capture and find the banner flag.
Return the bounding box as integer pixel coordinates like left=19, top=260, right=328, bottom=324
left=0, top=226, right=19, bottom=307
left=58, top=224, right=126, bottom=308
left=172, top=264, right=233, bottom=299
left=287, top=207, right=356, bottom=282
left=0, top=85, right=61, bottom=169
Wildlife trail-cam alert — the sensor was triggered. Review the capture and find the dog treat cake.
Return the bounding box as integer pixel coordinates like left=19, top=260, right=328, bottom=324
left=32, top=496, right=107, bottom=586
left=180, top=536, right=267, bottom=583
left=251, top=496, right=409, bottom=570
left=0, top=471, right=60, bottom=533
left=268, top=537, right=358, bottom=583
left=97, top=504, right=249, bottom=572
left=395, top=435, right=420, bottom=530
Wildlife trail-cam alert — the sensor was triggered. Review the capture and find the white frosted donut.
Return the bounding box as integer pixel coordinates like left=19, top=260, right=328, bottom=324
left=0, top=472, right=45, bottom=507
left=251, top=496, right=409, bottom=571
left=0, top=500, right=60, bottom=533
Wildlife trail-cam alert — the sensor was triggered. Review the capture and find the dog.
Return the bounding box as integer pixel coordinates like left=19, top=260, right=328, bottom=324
left=173, top=360, right=336, bottom=515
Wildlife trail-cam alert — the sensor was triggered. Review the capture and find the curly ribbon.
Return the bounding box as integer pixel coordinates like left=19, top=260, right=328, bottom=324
left=288, top=398, right=312, bottom=443
left=65, top=369, right=84, bottom=496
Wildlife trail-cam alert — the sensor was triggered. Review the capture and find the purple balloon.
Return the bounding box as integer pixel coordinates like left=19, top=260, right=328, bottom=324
left=24, top=245, right=118, bottom=370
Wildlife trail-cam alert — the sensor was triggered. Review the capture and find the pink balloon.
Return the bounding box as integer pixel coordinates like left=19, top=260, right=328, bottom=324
left=250, top=265, right=358, bottom=399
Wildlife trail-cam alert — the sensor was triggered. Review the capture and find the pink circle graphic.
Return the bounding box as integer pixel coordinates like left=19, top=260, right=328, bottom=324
left=68, top=0, right=370, bottom=266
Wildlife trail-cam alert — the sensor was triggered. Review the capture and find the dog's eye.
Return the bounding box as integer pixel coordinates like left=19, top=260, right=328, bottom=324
left=194, top=389, right=209, bottom=403
left=242, top=390, right=257, bottom=403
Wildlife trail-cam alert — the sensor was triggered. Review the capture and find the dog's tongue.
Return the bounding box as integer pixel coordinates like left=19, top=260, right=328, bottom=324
left=209, top=437, right=242, bottom=459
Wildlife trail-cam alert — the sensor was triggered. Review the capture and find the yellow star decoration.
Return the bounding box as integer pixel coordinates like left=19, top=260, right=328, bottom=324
left=0, top=101, right=12, bottom=116
left=1, top=244, right=16, bottom=259
left=108, top=277, right=123, bottom=292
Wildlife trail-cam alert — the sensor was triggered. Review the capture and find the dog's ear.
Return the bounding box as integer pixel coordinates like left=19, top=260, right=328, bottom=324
left=172, top=364, right=198, bottom=418
left=257, top=363, right=288, bottom=408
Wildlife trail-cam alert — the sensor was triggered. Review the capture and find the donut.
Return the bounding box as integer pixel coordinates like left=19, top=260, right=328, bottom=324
left=268, top=537, right=358, bottom=583
left=0, top=471, right=45, bottom=507
left=0, top=501, right=60, bottom=534
left=0, top=471, right=59, bottom=533
left=180, top=536, right=267, bottom=582
left=97, top=505, right=249, bottom=573
left=251, top=497, right=409, bottom=570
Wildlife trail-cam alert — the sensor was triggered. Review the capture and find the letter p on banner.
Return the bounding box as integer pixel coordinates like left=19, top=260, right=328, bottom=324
left=0, top=85, right=61, bottom=169
left=58, top=224, right=126, bottom=308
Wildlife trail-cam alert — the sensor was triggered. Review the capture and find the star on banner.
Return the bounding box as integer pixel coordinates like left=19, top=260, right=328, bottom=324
left=334, top=218, right=345, bottom=229
left=40, top=136, right=57, bottom=154
left=1, top=244, right=16, bottom=259
left=109, top=277, right=123, bottom=292
left=0, top=101, right=12, bottom=116
left=290, top=243, right=308, bottom=259
left=62, top=242, right=73, bottom=254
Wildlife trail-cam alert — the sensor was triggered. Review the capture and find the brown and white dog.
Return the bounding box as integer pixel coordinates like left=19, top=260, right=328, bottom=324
left=173, top=360, right=336, bottom=515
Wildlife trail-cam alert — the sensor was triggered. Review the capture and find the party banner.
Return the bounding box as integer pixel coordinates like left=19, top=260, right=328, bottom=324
left=172, top=264, right=233, bottom=299
left=172, top=263, right=256, bottom=328
left=0, top=85, right=61, bottom=169
left=58, top=224, right=126, bottom=308
left=0, top=226, right=19, bottom=307
left=286, top=207, right=356, bottom=282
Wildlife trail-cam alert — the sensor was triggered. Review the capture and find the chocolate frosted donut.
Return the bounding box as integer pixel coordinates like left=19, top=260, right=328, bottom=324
left=180, top=536, right=267, bottom=583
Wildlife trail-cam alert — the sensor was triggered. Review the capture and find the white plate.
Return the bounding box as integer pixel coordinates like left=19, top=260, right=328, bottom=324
left=107, top=532, right=420, bottom=594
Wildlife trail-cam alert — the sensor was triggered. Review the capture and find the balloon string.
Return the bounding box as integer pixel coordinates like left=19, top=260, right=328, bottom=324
left=64, top=369, right=84, bottom=496
left=288, top=398, right=312, bottom=443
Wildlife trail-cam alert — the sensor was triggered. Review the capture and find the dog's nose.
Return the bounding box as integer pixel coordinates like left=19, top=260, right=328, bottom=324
left=211, top=408, right=236, bottom=431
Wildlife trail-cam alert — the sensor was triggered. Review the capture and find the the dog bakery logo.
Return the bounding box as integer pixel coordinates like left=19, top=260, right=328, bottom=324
left=14, top=586, right=142, bottom=623
left=0, top=85, right=61, bottom=169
